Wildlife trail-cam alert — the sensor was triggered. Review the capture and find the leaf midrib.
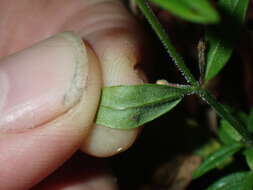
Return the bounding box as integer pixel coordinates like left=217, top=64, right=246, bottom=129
left=101, top=96, right=183, bottom=111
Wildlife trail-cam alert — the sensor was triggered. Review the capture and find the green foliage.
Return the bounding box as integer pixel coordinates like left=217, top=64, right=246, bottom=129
left=96, top=84, right=192, bottom=129
left=97, top=0, right=253, bottom=188
left=149, top=0, right=219, bottom=24
left=136, top=0, right=198, bottom=85
left=192, top=143, right=243, bottom=179
left=218, top=124, right=238, bottom=145
left=218, top=119, right=242, bottom=144
left=205, top=172, right=253, bottom=190
left=204, top=0, right=250, bottom=82
left=193, top=108, right=253, bottom=188
left=247, top=109, right=253, bottom=132
left=195, top=139, right=221, bottom=159
left=130, top=0, right=253, bottom=189
left=244, top=148, right=253, bottom=170
left=199, top=90, right=253, bottom=145
left=135, top=1, right=252, bottom=147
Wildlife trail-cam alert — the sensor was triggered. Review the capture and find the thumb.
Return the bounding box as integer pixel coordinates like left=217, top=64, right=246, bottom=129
left=0, top=32, right=101, bottom=190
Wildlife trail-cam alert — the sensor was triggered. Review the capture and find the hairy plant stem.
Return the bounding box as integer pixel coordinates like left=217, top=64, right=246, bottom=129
left=135, top=0, right=199, bottom=86
left=136, top=0, right=253, bottom=145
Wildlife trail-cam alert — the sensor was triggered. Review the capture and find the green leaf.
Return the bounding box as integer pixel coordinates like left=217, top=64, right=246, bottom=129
left=204, top=0, right=250, bottom=81
left=218, top=125, right=237, bottom=145
left=218, top=119, right=242, bottom=144
left=194, top=139, right=234, bottom=169
left=149, top=0, right=219, bottom=24
left=247, top=109, right=253, bottom=132
left=216, top=156, right=234, bottom=170
left=244, top=148, right=253, bottom=170
left=238, top=112, right=249, bottom=126
left=192, top=143, right=243, bottom=179
left=96, top=84, right=191, bottom=129
left=217, top=106, right=248, bottom=144
left=205, top=171, right=253, bottom=190
left=194, top=139, right=221, bottom=159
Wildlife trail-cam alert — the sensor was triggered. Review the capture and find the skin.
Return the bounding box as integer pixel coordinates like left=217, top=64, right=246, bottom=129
left=0, top=0, right=146, bottom=189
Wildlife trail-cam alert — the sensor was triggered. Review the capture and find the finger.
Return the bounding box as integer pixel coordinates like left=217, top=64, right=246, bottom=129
left=0, top=32, right=102, bottom=190
left=32, top=153, right=117, bottom=190
left=63, top=0, right=147, bottom=157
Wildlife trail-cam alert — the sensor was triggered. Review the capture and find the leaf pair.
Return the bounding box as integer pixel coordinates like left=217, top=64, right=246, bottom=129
left=96, top=84, right=191, bottom=129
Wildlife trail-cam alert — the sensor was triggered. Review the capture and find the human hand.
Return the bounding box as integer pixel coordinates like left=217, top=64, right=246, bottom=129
left=0, top=0, right=146, bottom=189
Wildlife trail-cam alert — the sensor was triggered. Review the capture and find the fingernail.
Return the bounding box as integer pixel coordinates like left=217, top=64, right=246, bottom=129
left=0, top=32, right=88, bottom=132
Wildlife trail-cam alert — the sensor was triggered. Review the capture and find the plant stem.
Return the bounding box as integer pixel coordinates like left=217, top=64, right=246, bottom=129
left=135, top=0, right=199, bottom=86
left=136, top=0, right=253, bottom=145
left=198, top=89, right=253, bottom=146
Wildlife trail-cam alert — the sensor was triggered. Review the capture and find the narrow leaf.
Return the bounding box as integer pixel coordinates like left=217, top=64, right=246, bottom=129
left=218, top=125, right=237, bottom=145
left=244, top=148, right=253, bottom=170
left=149, top=0, right=219, bottom=24
left=96, top=84, right=191, bottom=129
left=192, top=143, right=243, bottom=179
left=204, top=0, right=250, bottom=81
left=206, top=171, right=253, bottom=190
left=218, top=119, right=242, bottom=144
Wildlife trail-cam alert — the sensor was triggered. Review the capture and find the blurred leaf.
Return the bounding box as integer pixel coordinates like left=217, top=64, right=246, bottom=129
left=221, top=105, right=248, bottom=125
left=194, top=139, right=234, bottom=169
left=247, top=109, right=253, bottom=132
left=204, top=0, right=250, bottom=81
left=238, top=112, right=249, bottom=126
left=205, top=171, right=253, bottom=190
left=218, top=119, right=242, bottom=144
left=96, top=84, right=191, bottom=129
left=218, top=124, right=237, bottom=145
left=192, top=143, right=243, bottom=179
left=244, top=148, right=253, bottom=170
left=216, top=156, right=234, bottom=170
left=149, top=0, right=219, bottom=24
left=195, top=139, right=221, bottom=159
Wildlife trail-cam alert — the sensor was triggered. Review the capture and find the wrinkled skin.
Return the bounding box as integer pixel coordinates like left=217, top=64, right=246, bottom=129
left=0, top=0, right=146, bottom=189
